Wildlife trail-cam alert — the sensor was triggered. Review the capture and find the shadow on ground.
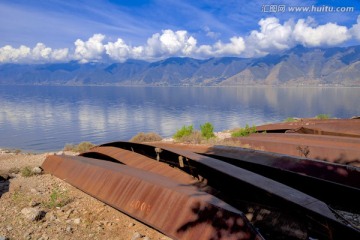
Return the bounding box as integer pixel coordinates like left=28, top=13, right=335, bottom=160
left=0, top=175, right=10, bottom=198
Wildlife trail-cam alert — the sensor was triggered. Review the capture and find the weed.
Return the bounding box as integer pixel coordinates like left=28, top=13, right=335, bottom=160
left=43, top=188, right=72, bottom=209
left=173, top=125, right=193, bottom=140
left=64, top=142, right=95, bottom=153
left=231, top=124, right=257, bottom=137
left=316, top=114, right=330, bottom=120
left=284, top=117, right=297, bottom=122
left=130, top=132, right=162, bottom=143
left=179, top=131, right=203, bottom=144
left=200, top=122, right=215, bottom=140
left=21, top=166, right=34, bottom=177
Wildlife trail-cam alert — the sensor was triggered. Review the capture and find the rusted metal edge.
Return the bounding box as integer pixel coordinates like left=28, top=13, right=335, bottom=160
left=42, top=154, right=263, bottom=240
left=256, top=119, right=360, bottom=137
left=81, top=146, right=197, bottom=185
left=100, top=141, right=360, bottom=239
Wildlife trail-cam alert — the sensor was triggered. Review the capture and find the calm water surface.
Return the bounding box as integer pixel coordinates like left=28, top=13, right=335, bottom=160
left=0, top=86, right=359, bottom=152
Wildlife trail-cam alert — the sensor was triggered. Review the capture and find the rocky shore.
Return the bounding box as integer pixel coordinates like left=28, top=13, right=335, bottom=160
left=0, top=151, right=171, bottom=240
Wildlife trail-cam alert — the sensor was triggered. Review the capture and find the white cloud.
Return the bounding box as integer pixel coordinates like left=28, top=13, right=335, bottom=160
left=104, top=38, right=132, bottom=62
left=246, top=18, right=294, bottom=56
left=0, top=43, right=68, bottom=63
left=32, top=43, right=52, bottom=60
left=203, top=26, right=220, bottom=39
left=51, top=48, right=69, bottom=61
left=211, top=37, right=246, bottom=55
left=243, top=17, right=353, bottom=56
left=74, top=33, right=105, bottom=63
left=293, top=18, right=350, bottom=47
left=0, top=45, right=30, bottom=63
left=350, top=15, right=360, bottom=40
left=144, top=30, right=197, bottom=58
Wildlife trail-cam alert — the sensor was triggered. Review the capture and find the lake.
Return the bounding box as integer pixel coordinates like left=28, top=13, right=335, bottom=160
left=0, top=85, right=359, bottom=152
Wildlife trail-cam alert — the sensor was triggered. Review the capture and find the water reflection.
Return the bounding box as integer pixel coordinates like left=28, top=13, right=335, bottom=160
left=0, top=86, right=359, bottom=151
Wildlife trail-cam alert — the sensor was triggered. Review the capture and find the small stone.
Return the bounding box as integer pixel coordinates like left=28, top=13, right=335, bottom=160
left=32, top=167, right=42, bottom=175
left=46, top=212, right=57, bottom=221
left=29, top=200, right=39, bottom=207
left=30, top=188, right=38, bottom=194
left=21, top=207, right=45, bottom=221
left=5, top=226, right=12, bottom=231
left=66, top=225, right=72, bottom=233
left=128, top=222, right=135, bottom=228
left=38, top=235, right=49, bottom=240
left=56, top=151, right=64, bottom=155
left=143, top=237, right=151, bottom=240
left=131, top=232, right=143, bottom=240
left=65, top=209, right=74, bottom=219
left=73, top=218, right=81, bottom=224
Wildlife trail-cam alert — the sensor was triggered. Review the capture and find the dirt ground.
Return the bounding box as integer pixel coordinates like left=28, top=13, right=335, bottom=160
left=0, top=151, right=171, bottom=240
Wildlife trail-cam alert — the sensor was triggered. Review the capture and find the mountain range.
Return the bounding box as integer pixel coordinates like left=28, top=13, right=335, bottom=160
left=1, top=45, right=360, bottom=86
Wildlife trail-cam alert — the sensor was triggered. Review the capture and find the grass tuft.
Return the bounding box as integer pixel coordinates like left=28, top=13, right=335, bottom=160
left=284, top=117, right=297, bottom=122
left=130, top=132, right=162, bottom=143
left=231, top=124, right=257, bottom=137
left=43, top=188, right=72, bottom=209
left=316, top=114, right=330, bottom=120
left=64, top=142, right=95, bottom=153
left=21, top=166, right=34, bottom=177
left=173, top=125, right=194, bottom=140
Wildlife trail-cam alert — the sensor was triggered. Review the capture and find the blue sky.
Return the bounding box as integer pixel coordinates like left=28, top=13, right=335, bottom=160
left=1, top=0, right=360, bottom=63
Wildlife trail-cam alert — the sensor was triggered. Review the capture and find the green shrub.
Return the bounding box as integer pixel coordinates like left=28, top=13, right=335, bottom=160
left=21, top=166, right=34, bottom=177
left=231, top=124, right=257, bottom=137
left=316, top=114, right=330, bottom=120
left=200, top=122, right=215, bottom=140
left=64, top=141, right=95, bottom=153
left=130, top=132, right=162, bottom=143
left=284, top=117, right=296, bottom=122
left=173, top=125, right=193, bottom=140
left=43, top=188, right=72, bottom=209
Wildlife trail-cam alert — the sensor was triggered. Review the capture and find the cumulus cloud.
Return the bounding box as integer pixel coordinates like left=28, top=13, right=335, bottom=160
left=245, top=18, right=294, bottom=56
left=0, top=45, right=30, bottom=63
left=74, top=33, right=105, bottom=63
left=144, top=30, right=197, bottom=58
left=1, top=15, right=360, bottom=63
left=32, top=43, right=52, bottom=60
left=196, top=36, right=245, bottom=57
left=350, top=15, right=360, bottom=40
left=293, top=18, right=350, bottom=47
left=0, top=43, right=69, bottom=63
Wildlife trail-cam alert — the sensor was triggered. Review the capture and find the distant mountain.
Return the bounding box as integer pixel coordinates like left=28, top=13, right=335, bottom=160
left=1, top=45, right=360, bottom=86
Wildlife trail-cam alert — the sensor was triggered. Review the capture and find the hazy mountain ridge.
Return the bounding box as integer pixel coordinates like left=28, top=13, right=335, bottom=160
left=1, top=45, right=359, bottom=86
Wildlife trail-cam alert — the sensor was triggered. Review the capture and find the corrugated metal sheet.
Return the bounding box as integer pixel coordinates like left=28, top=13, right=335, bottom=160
left=42, top=154, right=263, bottom=240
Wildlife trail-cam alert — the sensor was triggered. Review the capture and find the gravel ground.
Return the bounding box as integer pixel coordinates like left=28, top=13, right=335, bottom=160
left=0, top=151, right=171, bottom=240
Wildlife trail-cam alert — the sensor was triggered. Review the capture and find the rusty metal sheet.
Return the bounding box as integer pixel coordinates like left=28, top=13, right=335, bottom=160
left=227, top=133, right=360, bottom=166
left=42, top=154, right=263, bottom=240
left=151, top=142, right=360, bottom=212
left=152, top=142, right=360, bottom=189
left=100, top=142, right=360, bottom=239
left=80, top=146, right=197, bottom=185
left=256, top=119, right=360, bottom=137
